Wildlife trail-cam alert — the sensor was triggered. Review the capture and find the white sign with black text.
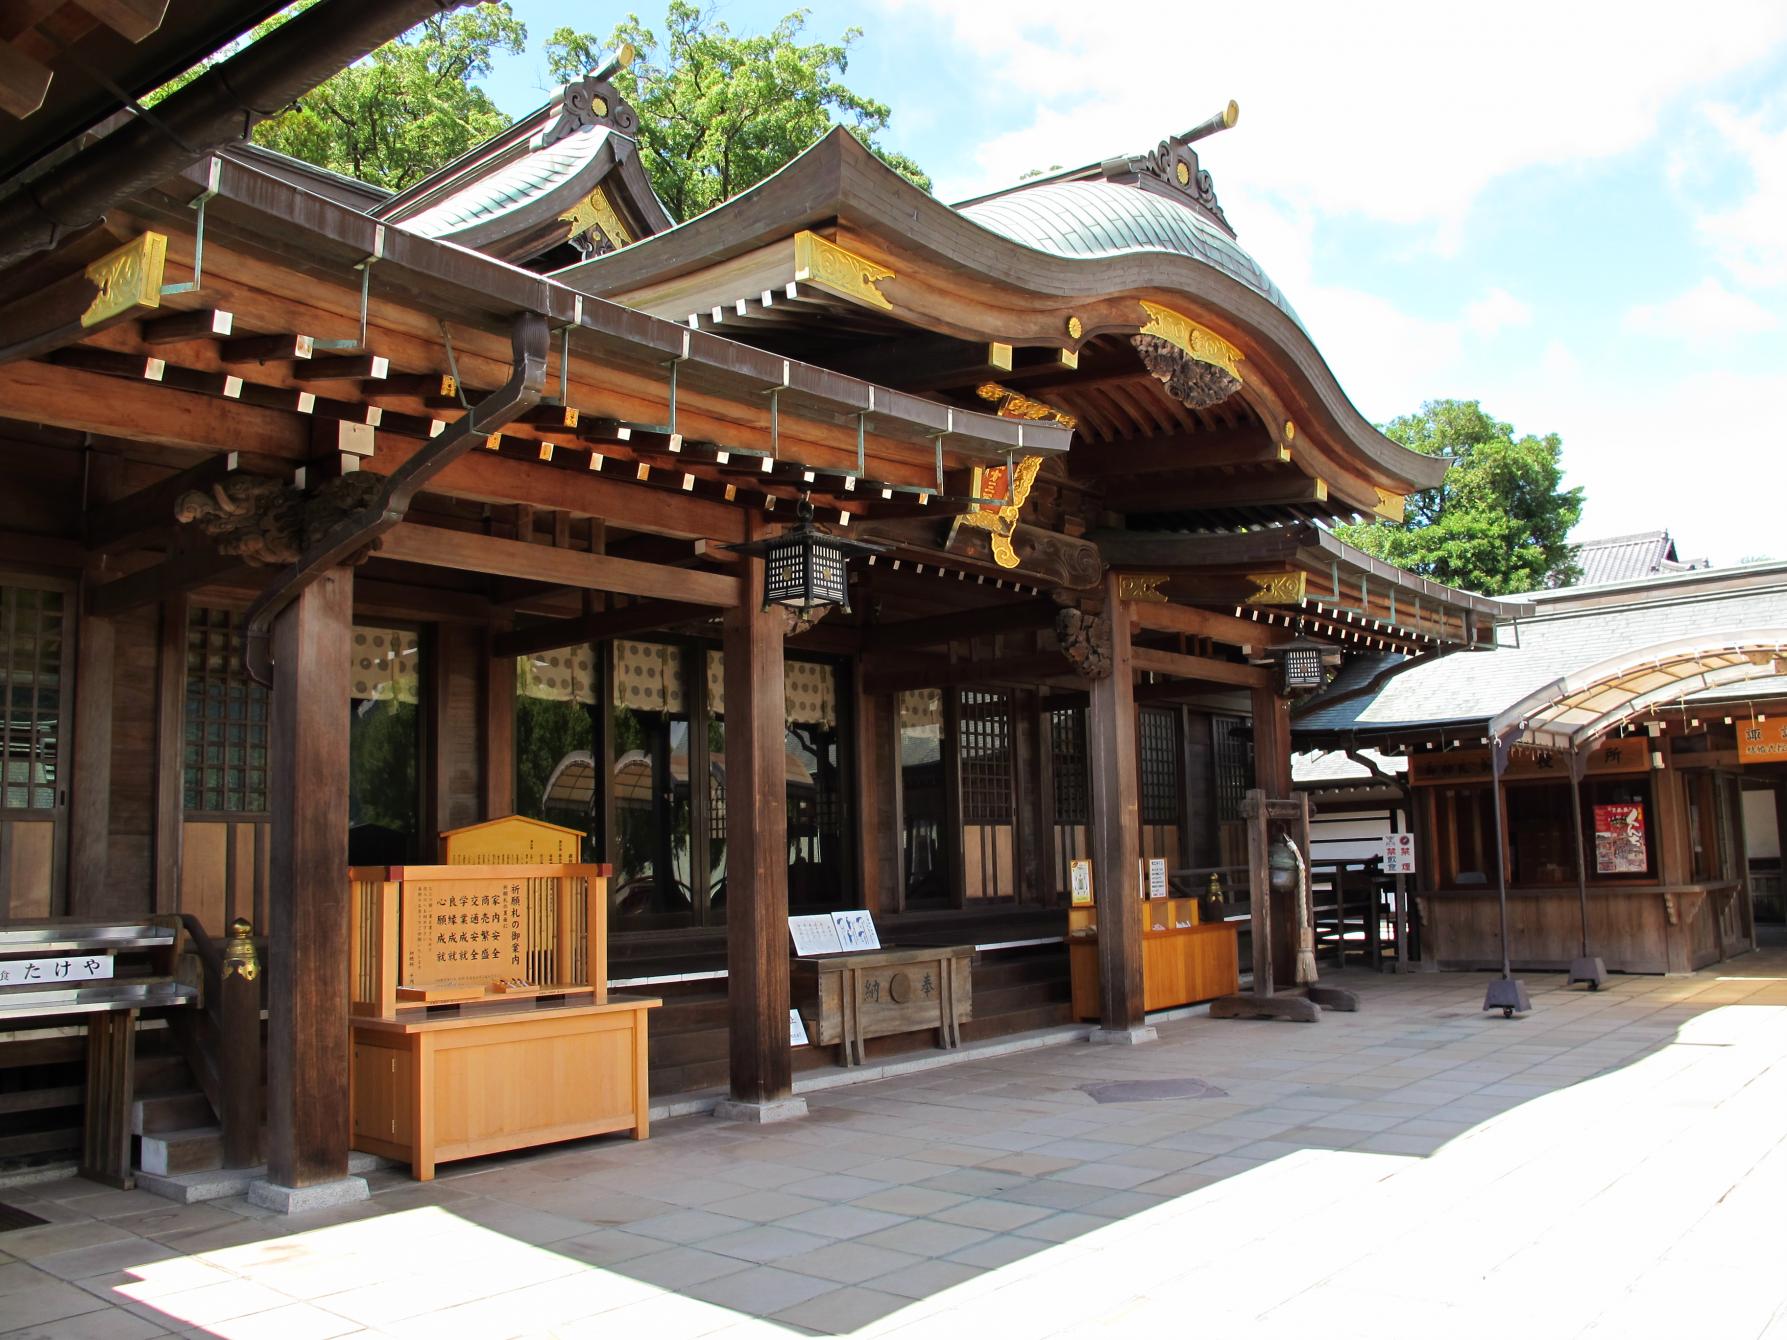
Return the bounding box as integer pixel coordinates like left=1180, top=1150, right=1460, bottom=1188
left=1381, top=832, right=1417, bottom=875
left=0, top=955, right=113, bottom=987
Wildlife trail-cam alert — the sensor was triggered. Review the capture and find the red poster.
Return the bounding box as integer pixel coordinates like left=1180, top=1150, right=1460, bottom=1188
left=1593, top=804, right=1647, bottom=875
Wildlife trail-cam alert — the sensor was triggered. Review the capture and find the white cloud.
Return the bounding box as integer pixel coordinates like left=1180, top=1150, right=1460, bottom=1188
left=1623, top=277, right=1780, bottom=339
left=1695, top=102, right=1787, bottom=286
left=1465, top=289, right=1533, bottom=338
left=884, top=0, right=1787, bottom=247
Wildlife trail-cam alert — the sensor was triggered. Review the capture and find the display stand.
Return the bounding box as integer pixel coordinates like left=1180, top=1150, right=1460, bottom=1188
left=1210, top=791, right=1357, bottom=1023
left=348, top=816, right=656, bottom=1180
left=787, top=912, right=974, bottom=1066
left=1068, top=897, right=1240, bottom=1020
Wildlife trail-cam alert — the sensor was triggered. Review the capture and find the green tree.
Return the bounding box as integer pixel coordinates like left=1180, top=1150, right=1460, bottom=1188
left=546, top=3, right=930, bottom=221
left=154, top=2, right=526, bottom=191
left=1334, top=399, right=1584, bottom=595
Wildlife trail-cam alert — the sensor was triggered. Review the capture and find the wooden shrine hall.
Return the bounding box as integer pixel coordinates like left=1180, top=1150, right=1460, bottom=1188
left=0, top=15, right=1506, bottom=1201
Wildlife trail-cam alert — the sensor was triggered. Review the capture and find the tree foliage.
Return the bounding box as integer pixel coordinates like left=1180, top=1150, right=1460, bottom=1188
left=546, top=3, right=930, bottom=222
left=154, top=2, right=526, bottom=191
left=1333, top=399, right=1584, bottom=595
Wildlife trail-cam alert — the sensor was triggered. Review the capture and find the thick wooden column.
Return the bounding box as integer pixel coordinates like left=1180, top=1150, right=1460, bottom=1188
left=68, top=609, right=114, bottom=916
left=266, top=568, right=354, bottom=1188
left=1250, top=685, right=1297, bottom=987
left=151, top=594, right=188, bottom=914
left=482, top=626, right=515, bottom=820
left=1088, top=574, right=1144, bottom=1034
left=722, top=557, right=793, bottom=1108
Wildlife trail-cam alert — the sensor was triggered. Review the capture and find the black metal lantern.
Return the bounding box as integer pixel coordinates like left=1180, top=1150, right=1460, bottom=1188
left=729, top=494, right=886, bottom=614
left=1274, top=636, right=1335, bottom=697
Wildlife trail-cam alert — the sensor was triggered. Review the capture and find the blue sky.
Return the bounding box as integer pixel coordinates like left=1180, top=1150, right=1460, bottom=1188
left=478, top=1, right=1787, bottom=565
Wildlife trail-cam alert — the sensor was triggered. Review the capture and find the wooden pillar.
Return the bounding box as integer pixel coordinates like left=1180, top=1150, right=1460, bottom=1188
left=68, top=609, right=114, bottom=916
left=80, top=1008, right=137, bottom=1189
left=1250, top=685, right=1297, bottom=987
left=723, top=557, right=791, bottom=1106
left=266, top=569, right=353, bottom=1189
left=1088, top=574, right=1143, bottom=1032
left=152, top=594, right=188, bottom=914
left=482, top=627, right=514, bottom=820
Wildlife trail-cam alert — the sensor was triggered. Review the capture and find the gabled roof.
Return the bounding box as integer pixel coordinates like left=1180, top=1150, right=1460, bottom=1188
left=372, top=54, right=672, bottom=267
left=553, top=128, right=1449, bottom=518
left=1573, top=531, right=1705, bottom=587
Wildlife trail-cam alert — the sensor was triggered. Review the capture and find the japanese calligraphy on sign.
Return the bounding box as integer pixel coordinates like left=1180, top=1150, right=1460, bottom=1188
left=0, top=955, right=113, bottom=986
left=1736, top=718, right=1787, bottom=765
left=401, top=876, right=526, bottom=985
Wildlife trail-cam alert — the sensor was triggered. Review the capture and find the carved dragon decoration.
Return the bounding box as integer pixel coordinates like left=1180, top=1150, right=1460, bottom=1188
left=174, top=472, right=385, bottom=568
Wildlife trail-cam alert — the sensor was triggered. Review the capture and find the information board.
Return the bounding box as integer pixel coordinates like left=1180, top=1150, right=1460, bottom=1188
left=401, top=875, right=526, bottom=985
left=440, top=815, right=583, bottom=865
left=1594, top=804, right=1648, bottom=875
left=1069, top=860, right=1094, bottom=906
left=1380, top=832, right=1416, bottom=875
left=1147, top=858, right=1169, bottom=899
left=788, top=914, right=845, bottom=956
left=0, top=954, right=113, bottom=986
left=1736, top=717, right=1787, bottom=765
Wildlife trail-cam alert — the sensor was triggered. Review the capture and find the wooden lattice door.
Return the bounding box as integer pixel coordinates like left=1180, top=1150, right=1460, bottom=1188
left=0, top=578, right=72, bottom=917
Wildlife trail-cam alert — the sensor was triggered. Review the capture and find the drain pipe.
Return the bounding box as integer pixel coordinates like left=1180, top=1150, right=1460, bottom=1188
left=241, top=311, right=548, bottom=685
left=0, top=0, right=476, bottom=268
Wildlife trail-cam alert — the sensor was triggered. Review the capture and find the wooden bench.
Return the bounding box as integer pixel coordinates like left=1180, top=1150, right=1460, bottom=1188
left=0, top=920, right=198, bottom=1187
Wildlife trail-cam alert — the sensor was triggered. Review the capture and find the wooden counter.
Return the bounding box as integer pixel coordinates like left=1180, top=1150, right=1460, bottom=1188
left=1068, top=905, right=1240, bottom=1020
left=1416, top=882, right=1746, bottom=975
left=350, top=992, right=657, bottom=1181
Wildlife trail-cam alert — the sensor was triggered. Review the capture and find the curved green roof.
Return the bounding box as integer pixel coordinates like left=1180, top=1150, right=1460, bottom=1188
left=960, top=181, right=1301, bottom=329
left=397, top=125, right=614, bottom=240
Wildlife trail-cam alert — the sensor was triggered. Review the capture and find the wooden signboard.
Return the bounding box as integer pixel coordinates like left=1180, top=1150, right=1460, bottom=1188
left=400, top=873, right=526, bottom=986
left=1408, top=740, right=1651, bottom=786
left=1736, top=717, right=1787, bottom=764
left=441, top=815, right=583, bottom=865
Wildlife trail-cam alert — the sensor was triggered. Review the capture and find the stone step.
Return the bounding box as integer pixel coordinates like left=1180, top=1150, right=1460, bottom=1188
left=138, top=1150, right=389, bottom=1205
left=132, top=1090, right=214, bottom=1136
left=137, top=1125, right=223, bottom=1177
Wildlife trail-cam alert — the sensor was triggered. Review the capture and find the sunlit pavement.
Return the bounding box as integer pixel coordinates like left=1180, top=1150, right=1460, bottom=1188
left=4, top=950, right=1787, bottom=1339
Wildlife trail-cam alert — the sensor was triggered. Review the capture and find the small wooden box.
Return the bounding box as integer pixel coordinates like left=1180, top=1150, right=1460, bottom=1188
left=791, top=944, right=975, bottom=1066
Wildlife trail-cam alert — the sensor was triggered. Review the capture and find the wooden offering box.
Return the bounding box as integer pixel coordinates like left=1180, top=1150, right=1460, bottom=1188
left=1068, top=899, right=1240, bottom=1020
left=792, top=945, right=975, bottom=1067
left=348, top=821, right=655, bottom=1180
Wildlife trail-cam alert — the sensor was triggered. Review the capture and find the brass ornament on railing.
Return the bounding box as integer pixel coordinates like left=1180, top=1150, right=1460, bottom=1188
left=221, top=917, right=260, bottom=982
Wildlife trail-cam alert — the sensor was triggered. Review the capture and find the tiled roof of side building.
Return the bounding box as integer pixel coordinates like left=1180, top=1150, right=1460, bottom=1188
left=393, top=125, right=614, bottom=239
left=1294, top=584, right=1787, bottom=738
left=959, top=180, right=1304, bottom=330
left=1573, top=531, right=1705, bottom=587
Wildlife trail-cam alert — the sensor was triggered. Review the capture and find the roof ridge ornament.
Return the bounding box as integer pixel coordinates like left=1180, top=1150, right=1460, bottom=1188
left=538, top=43, right=641, bottom=147
left=1106, top=100, right=1239, bottom=234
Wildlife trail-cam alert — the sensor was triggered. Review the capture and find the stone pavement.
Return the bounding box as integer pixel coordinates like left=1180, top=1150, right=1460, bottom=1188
left=4, top=950, right=1787, bottom=1339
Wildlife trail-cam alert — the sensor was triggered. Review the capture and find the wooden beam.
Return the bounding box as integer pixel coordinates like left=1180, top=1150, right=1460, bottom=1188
left=812, top=335, right=1014, bottom=391
left=865, top=597, right=1058, bottom=650
left=152, top=595, right=186, bottom=916
left=87, top=549, right=247, bottom=618
left=84, top=452, right=241, bottom=554
left=0, top=234, right=170, bottom=363
left=494, top=599, right=717, bottom=659
left=1104, top=471, right=1329, bottom=516
left=219, top=332, right=314, bottom=364
left=483, top=628, right=514, bottom=820
left=377, top=524, right=740, bottom=607
left=861, top=650, right=1085, bottom=697
left=1068, top=425, right=1286, bottom=478
left=1088, top=569, right=1143, bottom=1033
left=1131, top=645, right=1270, bottom=689
left=141, top=309, right=233, bottom=345
left=266, top=568, right=354, bottom=1190
left=1250, top=685, right=1296, bottom=987
left=77, top=0, right=171, bottom=42
left=724, top=554, right=793, bottom=1107
left=1130, top=600, right=1294, bottom=652
left=0, top=43, right=53, bottom=121
left=68, top=606, right=114, bottom=914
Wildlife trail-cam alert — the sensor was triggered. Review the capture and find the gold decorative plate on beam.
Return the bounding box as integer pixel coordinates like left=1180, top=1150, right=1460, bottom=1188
left=1136, top=300, right=1243, bottom=381
left=793, top=230, right=895, bottom=311
left=83, top=232, right=168, bottom=327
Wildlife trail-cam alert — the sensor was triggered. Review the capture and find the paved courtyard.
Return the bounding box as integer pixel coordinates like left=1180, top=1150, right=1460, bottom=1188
left=4, top=950, right=1787, bottom=1339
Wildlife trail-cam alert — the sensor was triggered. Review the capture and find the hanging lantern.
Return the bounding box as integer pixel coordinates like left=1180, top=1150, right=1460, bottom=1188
left=729, top=493, right=886, bottom=613
left=1273, top=636, right=1338, bottom=697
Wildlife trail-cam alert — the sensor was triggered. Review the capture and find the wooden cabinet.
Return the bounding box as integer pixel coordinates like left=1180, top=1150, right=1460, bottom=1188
left=1069, top=899, right=1239, bottom=1021
left=350, top=997, right=653, bottom=1181
left=792, top=945, right=974, bottom=1066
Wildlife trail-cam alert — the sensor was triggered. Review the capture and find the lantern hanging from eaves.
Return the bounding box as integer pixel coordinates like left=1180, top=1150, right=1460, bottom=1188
left=1273, top=636, right=1338, bottom=697
left=729, top=494, right=887, bottom=614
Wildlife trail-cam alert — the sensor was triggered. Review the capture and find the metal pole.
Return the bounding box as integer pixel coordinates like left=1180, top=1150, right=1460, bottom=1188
left=1483, top=739, right=1530, bottom=1016
left=1566, top=747, right=1608, bottom=989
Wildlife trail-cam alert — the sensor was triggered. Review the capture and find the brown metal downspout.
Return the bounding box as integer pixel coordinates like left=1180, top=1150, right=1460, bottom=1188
left=240, top=312, right=549, bottom=684
left=0, top=0, right=477, bottom=268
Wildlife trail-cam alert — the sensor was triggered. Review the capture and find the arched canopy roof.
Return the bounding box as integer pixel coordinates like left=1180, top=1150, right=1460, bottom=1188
left=1488, top=632, right=1787, bottom=751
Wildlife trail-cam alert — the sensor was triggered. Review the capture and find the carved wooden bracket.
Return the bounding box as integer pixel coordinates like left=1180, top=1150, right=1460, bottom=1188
left=1053, top=598, right=1112, bottom=680
left=1663, top=892, right=1679, bottom=927
left=174, top=471, right=384, bottom=568
left=777, top=604, right=831, bottom=638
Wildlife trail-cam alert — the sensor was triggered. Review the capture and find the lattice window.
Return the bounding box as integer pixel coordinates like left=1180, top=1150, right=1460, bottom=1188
left=184, top=606, right=270, bottom=813
left=958, top=689, right=1014, bottom=824
left=1139, top=708, right=1179, bottom=825
left=1049, top=707, right=1088, bottom=825
left=1212, top=714, right=1253, bottom=822
left=0, top=585, right=63, bottom=810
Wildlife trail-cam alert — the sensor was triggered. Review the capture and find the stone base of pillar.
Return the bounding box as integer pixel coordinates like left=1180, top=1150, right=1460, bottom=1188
left=1567, top=956, right=1608, bottom=990
left=247, top=1175, right=369, bottom=1214
left=1088, top=1025, right=1157, bottom=1046
left=714, top=1097, right=809, bottom=1124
